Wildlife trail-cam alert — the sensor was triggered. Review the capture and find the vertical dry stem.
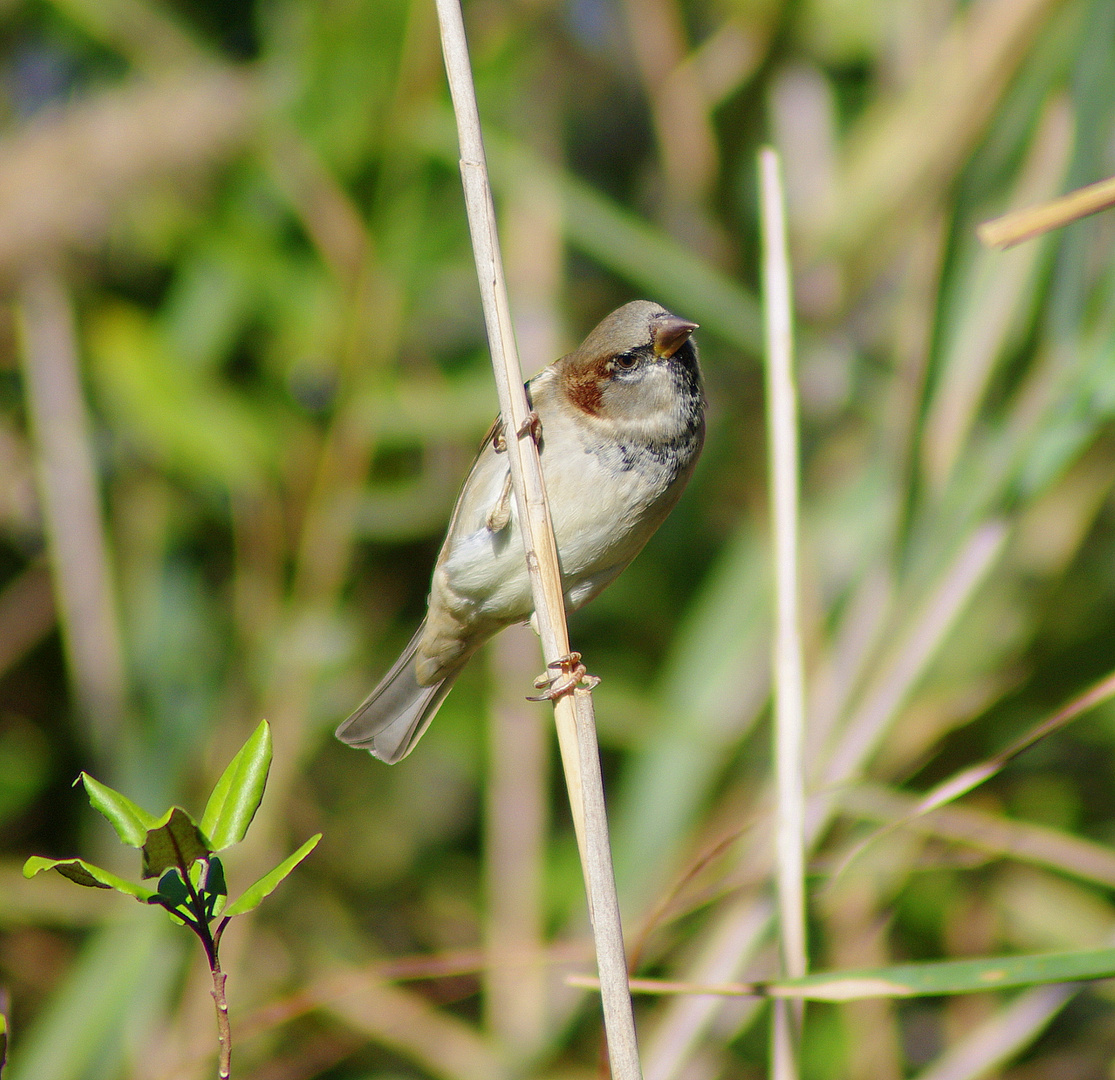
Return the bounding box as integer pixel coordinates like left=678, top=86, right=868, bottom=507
left=759, top=146, right=807, bottom=1077
left=433, top=1, right=641, bottom=1076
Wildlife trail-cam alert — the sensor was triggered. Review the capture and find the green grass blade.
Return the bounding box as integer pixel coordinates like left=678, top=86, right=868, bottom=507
left=770, top=948, right=1115, bottom=1001
left=618, top=947, right=1115, bottom=1003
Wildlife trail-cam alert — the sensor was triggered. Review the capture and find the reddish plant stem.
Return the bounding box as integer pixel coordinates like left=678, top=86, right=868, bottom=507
left=212, top=964, right=232, bottom=1080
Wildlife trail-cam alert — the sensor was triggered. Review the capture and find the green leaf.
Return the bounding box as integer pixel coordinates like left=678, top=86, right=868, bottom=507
left=141, top=807, right=211, bottom=879
left=78, top=773, right=159, bottom=848
left=200, top=719, right=272, bottom=850
left=203, top=856, right=228, bottom=921
left=150, top=872, right=199, bottom=928
left=766, top=947, right=1115, bottom=1001
left=223, top=834, right=321, bottom=917
left=23, top=856, right=158, bottom=901
left=155, top=868, right=190, bottom=910
left=205, top=855, right=227, bottom=896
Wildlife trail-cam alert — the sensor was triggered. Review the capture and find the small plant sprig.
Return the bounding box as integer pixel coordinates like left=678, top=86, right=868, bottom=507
left=23, top=720, right=320, bottom=1080
left=1, top=989, right=8, bottom=1078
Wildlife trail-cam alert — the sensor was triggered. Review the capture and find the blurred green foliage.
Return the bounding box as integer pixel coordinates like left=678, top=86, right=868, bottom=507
left=1, top=0, right=1115, bottom=1077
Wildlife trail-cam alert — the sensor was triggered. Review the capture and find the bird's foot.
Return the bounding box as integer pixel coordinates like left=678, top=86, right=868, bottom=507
left=491, top=411, right=541, bottom=453
left=527, top=652, right=600, bottom=701
left=516, top=410, right=542, bottom=444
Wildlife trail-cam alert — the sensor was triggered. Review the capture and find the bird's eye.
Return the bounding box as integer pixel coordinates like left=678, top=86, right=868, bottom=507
left=613, top=352, right=638, bottom=370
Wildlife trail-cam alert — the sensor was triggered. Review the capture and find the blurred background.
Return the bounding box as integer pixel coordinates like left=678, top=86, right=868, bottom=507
left=3, top=0, right=1115, bottom=1077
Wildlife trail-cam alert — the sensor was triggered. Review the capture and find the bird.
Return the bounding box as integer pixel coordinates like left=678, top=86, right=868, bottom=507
left=336, top=300, right=705, bottom=763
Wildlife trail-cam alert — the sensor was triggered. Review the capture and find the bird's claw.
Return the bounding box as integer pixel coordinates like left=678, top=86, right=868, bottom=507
left=532, top=652, right=583, bottom=690
left=527, top=652, right=600, bottom=701
left=492, top=411, right=541, bottom=454
left=517, top=411, right=542, bottom=444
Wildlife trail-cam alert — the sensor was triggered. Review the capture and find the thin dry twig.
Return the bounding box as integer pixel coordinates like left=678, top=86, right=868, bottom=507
left=433, top=1, right=642, bottom=1075
left=570, top=973, right=762, bottom=998
left=978, top=171, right=1115, bottom=248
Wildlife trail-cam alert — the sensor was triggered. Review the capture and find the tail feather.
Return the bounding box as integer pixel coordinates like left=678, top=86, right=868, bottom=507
left=336, top=620, right=462, bottom=764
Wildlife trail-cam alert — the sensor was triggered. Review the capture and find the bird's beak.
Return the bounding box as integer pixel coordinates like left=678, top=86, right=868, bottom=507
left=652, top=315, right=699, bottom=359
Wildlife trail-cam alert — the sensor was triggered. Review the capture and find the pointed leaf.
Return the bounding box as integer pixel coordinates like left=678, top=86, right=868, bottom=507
left=155, top=868, right=190, bottom=909
left=141, top=806, right=211, bottom=879
left=201, top=719, right=272, bottom=850
left=78, top=773, right=159, bottom=848
left=203, top=856, right=228, bottom=921
left=224, top=834, right=320, bottom=917
left=23, top=856, right=158, bottom=901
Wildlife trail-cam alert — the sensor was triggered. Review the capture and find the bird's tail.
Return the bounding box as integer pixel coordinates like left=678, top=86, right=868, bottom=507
left=335, top=619, right=462, bottom=764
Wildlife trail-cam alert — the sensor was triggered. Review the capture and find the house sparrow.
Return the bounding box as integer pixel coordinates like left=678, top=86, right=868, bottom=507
left=337, top=300, right=705, bottom=762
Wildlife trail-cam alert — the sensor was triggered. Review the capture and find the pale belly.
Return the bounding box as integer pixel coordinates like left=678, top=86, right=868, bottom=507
left=440, top=436, right=682, bottom=619
left=417, top=411, right=698, bottom=680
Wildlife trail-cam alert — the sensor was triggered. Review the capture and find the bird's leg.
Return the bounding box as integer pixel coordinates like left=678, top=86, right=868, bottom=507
left=527, top=652, right=600, bottom=701
left=518, top=408, right=566, bottom=697
left=485, top=470, right=513, bottom=532
left=516, top=411, right=542, bottom=444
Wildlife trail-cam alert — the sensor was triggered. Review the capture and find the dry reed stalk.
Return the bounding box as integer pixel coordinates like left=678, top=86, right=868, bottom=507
left=433, top=1, right=642, bottom=1075
left=759, top=146, right=807, bottom=1080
